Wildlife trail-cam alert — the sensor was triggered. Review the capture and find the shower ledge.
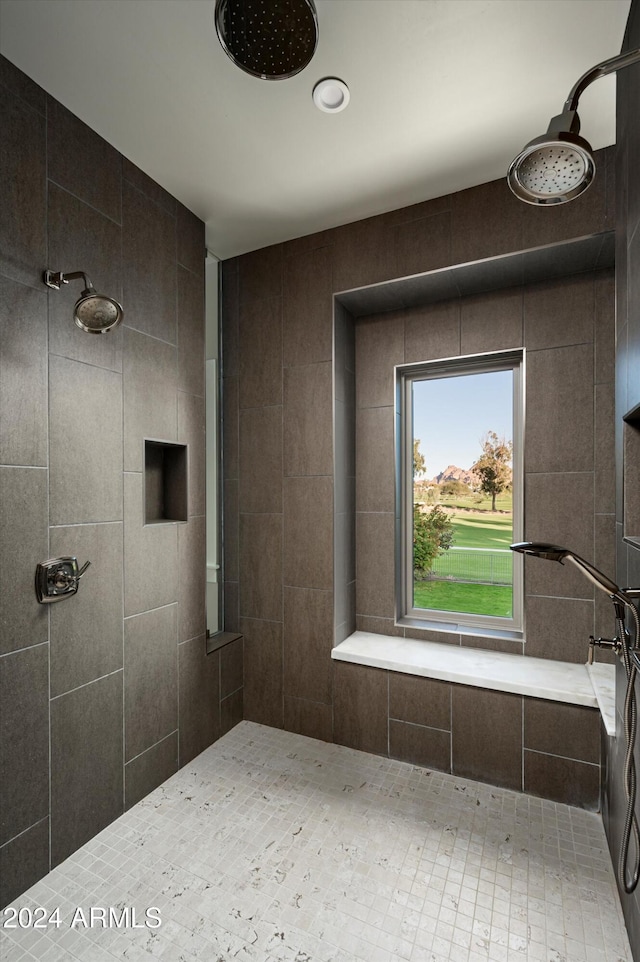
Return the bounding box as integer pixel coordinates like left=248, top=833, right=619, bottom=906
left=332, top=631, right=616, bottom=732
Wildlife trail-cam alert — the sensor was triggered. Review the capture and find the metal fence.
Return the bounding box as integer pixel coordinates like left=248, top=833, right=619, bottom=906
left=428, top=548, right=512, bottom=586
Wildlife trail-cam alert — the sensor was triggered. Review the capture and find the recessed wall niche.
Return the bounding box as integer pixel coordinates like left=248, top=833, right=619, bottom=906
left=144, top=439, right=188, bottom=524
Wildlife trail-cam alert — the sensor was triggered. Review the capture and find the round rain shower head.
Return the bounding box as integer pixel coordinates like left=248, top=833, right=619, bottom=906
left=215, top=0, right=318, bottom=80
left=43, top=270, right=124, bottom=334
left=74, top=288, right=124, bottom=334
left=507, top=130, right=595, bottom=206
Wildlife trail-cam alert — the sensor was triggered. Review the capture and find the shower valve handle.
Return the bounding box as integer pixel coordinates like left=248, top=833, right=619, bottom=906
left=35, top=557, right=91, bottom=604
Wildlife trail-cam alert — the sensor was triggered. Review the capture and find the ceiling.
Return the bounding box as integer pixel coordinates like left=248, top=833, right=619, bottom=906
left=0, top=0, right=632, bottom=259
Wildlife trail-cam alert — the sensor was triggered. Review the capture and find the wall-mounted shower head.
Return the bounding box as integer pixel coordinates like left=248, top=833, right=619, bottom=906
left=507, top=113, right=595, bottom=206
left=44, top=270, right=123, bottom=334
left=508, top=47, right=640, bottom=205
left=215, top=0, right=318, bottom=80
left=510, top=541, right=624, bottom=599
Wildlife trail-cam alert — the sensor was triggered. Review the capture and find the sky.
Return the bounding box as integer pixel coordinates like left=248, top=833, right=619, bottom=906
left=413, top=369, right=513, bottom=478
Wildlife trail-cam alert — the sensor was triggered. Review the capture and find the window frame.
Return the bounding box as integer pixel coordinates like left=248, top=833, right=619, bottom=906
left=395, top=348, right=525, bottom=639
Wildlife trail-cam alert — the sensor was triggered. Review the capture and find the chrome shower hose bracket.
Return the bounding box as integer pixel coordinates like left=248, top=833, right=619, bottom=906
left=35, top=556, right=91, bottom=604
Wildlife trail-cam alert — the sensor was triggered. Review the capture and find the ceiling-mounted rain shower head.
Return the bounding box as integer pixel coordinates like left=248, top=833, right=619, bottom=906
left=508, top=46, right=640, bottom=205
left=215, top=0, right=318, bottom=80
left=44, top=270, right=124, bottom=334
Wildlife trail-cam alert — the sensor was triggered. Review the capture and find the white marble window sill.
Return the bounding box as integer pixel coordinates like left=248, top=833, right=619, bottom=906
left=332, top=631, right=616, bottom=735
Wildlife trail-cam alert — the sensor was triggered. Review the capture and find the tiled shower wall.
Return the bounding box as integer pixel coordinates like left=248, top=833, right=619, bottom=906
left=222, top=129, right=617, bottom=805
left=0, top=55, right=242, bottom=908
left=607, top=0, right=640, bottom=952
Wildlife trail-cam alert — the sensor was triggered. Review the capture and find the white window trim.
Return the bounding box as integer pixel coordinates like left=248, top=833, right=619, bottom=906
left=395, top=349, right=525, bottom=640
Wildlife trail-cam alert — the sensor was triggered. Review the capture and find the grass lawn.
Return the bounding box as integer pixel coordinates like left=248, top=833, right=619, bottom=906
left=450, top=513, right=513, bottom=549
left=414, top=580, right=513, bottom=618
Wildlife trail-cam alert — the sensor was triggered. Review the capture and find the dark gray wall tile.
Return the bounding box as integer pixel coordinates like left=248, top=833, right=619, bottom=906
left=460, top=288, right=523, bottom=355
left=389, top=719, right=451, bottom=772
left=0, top=645, right=49, bottom=846
left=239, top=296, right=282, bottom=408
left=524, top=750, right=599, bottom=811
left=221, top=688, right=243, bottom=735
left=356, top=406, right=395, bottom=513
left=404, top=301, right=461, bottom=363
left=178, top=635, right=220, bottom=765
left=123, top=182, right=177, bottom=343
left=49, top=355, right=123, bottom=524
left=355, top=312, right=404, bottom=408
left=0, top=54, right=46, bottom=113
left=524, top=274, right=595, bottom=351
left=332, top=215, right=395, bottom=291
left=125, top=604, right=178, bottom=761
left=355, top=615, right=404, bottom=636
left=524, top=699, right=600, bottom=763
left=47, top=99, right=121, bottom=222
left=178, top=517, right=206, bottom=643
left=223, top=375, right=239, bottom=480
left=224, top=480, right=239, bottom=583
left=122, top=157, right=176, bottom=216
left=525, top=473, right=594, bottom=599
left=451, top=180, right=523, bottom=264
left=239, top=244, right=282, bottom=305
left=220, top=636, right=243, bottom=698
left=284, top=587, right=333, bottom=704
left=0, top=818, right=49, bottom=911
left=221, top=263, right=240, bottom=378
left=0, top=276, right=47, bottom=466
left=389, top=673, right=451, bottom=730
left=452, top=686, right=522, bottom=791
left=239, top=513, right=283, bottom=621
left=178, top=391, right=205, bottom=517
left=124, top=473, right=178, bottom=616
left=123, top=328, right=177, bottom=472
left=356, top=512, right=395, bottom=619
left=284, top=363, right=333, bottom=477
left=51, top=671, right=123, bottom=867
left=526, top=344, right=594, bottom=474
left=0, top=89, right=46, bottom=289
left=177, top=265, right=205, bottom=396
left=395, top=211, right=451, bottom=278
left=595, top=269, right=615, bottom=384
left=47, top=187, right=123, bottom=373
left=461, top=633, right=524, bottom=654
left=239, top=406, right=283, bottom=513
left=333, top=661, right=388, bottom=755
left=177, top=203, right=205, bottom=275
left=0, top=467, right=48, bottom=655
left=524, top=595, right=594, bottom=663
left=124, top=732, right=178, bottom=810
left=595, top=382, right=616, bottom=515
left=49, top=523, right=123, bottom=697
left=283, top=477, right=333, bottom=590
left=240, top=618, right=283, bottom=729
left=224, top=581, right=240, bottom=633
left=284, top=696, right=332, bottom=742
left=283, top=247, right=333, bottom=366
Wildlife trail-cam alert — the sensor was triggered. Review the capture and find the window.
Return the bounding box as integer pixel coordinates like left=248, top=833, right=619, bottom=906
left=396, top=350, right=524, bottom=637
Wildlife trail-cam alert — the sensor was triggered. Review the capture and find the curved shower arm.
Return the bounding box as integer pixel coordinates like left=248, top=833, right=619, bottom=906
left=564, top=47, right=640, bottom=112
left=44, top=270, right=95, bottom=292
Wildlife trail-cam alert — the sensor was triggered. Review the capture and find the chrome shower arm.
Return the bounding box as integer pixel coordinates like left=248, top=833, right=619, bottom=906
left=564, top=47, right=640, bottom=112
left=44, top=270, right=94, bottom=292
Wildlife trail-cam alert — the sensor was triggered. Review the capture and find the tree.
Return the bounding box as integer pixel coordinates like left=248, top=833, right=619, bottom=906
left=472, top=431, right=513, bottom=512
left=413, top=504, right=454, bottom=580
left=413, top=439, right=426, bottom=478
left=440, top=479, right=470, bottom=497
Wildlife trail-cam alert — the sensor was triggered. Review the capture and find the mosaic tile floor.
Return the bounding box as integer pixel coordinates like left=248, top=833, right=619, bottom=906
left=1, top=722, right=632, bottom=962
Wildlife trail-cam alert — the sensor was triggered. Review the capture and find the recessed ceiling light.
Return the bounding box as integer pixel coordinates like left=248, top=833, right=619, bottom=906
left=312, top=78, right=350, bottom=113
